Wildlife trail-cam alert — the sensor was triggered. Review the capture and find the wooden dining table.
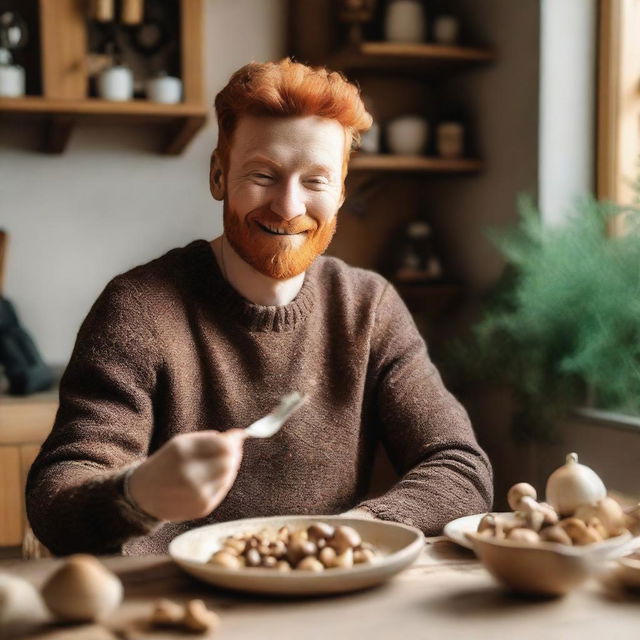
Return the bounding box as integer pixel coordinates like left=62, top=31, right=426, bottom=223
left=1, top=537, right=638, bottom=640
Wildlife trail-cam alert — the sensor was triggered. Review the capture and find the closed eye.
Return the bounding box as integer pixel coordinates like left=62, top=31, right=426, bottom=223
left=305, top=177, right=329, bottom=187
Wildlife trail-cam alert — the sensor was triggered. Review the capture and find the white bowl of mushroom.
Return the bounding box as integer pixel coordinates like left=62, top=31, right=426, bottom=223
left=169, top=515, right=424, bottom=596
left=454, top=453, right=637, bottom=596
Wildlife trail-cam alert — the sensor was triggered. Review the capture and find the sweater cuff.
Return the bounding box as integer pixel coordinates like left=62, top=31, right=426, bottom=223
left=116, top=463, right=164, bottom=533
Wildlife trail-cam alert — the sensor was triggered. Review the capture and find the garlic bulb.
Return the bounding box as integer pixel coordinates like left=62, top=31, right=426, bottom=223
left=41, top=554, right=123, bottom=622
left=545, top=453, right=606, bottom=516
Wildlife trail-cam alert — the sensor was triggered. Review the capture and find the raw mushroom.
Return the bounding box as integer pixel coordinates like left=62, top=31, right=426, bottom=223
left=0, top=573, right=50, bottom=635
left=183, top=599, right=220, bottom=633
left=507, top=482, right=537, bottom=511
left=539, top=525, right=573, bottom=545
left=558, top=517, right=601, bottom=545
left=150, top=598, right=185, bottom=626
left=545, top=453, right=607, bottom=516
left=41, top=554, right=123, bottom=622
left=506, top=528, right=540, bottom=544
left=574, top=497, right=627, bottom=537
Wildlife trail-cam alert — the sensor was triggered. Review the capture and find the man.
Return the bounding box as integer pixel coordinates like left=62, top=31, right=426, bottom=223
left=26, top=59, right=493, bottom=555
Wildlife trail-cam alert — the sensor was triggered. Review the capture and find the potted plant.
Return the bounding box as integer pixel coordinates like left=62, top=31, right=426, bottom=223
left=453, top=193, right=640, bottom=443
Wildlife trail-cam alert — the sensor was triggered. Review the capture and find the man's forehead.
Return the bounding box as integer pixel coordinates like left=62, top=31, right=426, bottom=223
left=230, top=115, right=346, bottom=165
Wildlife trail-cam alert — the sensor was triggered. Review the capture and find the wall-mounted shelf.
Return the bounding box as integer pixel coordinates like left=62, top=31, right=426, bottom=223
left=0, top=0, right=206, bottom=154
left=0, top=96, right=208, bottom=154
left=331, top=42, right=495, bottom=75
left=349, top=153, right=482, bottom=173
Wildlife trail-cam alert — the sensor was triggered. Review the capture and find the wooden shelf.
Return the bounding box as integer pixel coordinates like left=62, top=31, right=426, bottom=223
left=0, top=96, right=208, bottom=154
left=393, top=281, right=463, bottom=315
left=349, top=153, right=482, bottom=173
left=0, top=0, right=205, bottom=154
left=331, top=41, right=495, bottom=74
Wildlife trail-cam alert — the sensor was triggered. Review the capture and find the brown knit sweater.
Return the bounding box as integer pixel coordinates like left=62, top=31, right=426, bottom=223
left=26, top=240, right=492, bottom=555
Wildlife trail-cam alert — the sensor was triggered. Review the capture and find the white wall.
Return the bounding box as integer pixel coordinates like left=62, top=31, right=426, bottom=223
left=539, top=0, right=597, bottom=225
left=0, top=0, right=285, bottom=365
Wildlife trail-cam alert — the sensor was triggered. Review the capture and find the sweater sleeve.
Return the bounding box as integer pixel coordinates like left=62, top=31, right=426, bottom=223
left=355, top=283, right=493, bottom=534
left=25, top=278, right=163, bottom=555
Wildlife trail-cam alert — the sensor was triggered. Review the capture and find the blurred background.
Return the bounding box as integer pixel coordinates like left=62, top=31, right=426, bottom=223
left=1, top=0, right=638, bottom=556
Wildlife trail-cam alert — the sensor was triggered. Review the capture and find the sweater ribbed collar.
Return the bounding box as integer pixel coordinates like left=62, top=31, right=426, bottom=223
left=191, top=239, right=318, bottom=333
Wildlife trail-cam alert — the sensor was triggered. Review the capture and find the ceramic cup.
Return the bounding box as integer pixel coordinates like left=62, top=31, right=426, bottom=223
left=384, top=0, right=426, bottom=43
left=0, top=64, right=25, bottom=97
left=146, top=74, right=182, bottom=104
left=387, top=116, right=428, bottom=155
left=433, top=15, right=460, bottom=45
left=97, top=66, right=134, bottom=101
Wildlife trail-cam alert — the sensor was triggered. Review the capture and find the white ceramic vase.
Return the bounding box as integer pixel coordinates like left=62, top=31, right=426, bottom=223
left=146, top=74, right=182, bottom=104
left=387, top=116, right=428, bottom=155
left=97, top=66, right=133, bottom=101
left=0, top=64, right=25, bottom=97
left=384, top=0, right=425, bottom=43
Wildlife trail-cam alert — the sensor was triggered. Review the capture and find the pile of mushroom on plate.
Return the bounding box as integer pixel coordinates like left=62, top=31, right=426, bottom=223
left=477, top=453, right=633, bottom=546
left=208, top=522, right=380, bottom=571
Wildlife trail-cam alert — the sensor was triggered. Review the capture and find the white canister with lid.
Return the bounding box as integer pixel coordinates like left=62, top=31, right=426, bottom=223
left=146, top=73, right=182, bottom=104
left=97, top=65, right=134, bottom=101
left=384, top=0, right=426, bottom=44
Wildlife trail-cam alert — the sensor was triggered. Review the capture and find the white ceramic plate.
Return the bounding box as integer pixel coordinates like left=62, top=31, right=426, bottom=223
left=169, top=515, right=424, bottom=596
left=443, top=512, right=513, bottom=550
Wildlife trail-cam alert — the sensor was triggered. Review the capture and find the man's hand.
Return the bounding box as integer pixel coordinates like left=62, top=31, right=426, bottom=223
left=127, top=429, right=247, bottom=522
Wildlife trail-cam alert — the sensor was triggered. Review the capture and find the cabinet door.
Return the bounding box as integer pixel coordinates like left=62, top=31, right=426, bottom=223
left=20, top=445, right=41, bottom=532
left=0, top=446, right=22, bottom=546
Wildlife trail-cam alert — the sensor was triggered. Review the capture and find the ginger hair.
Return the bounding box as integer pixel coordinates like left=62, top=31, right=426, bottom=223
left=213, top=58, right=372, bottom=175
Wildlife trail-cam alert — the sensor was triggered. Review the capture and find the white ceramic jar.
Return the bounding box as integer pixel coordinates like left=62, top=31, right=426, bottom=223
left=146, top=74, right=182, bottom=104
left=387, top=115, right=428, bottom=155
left=0, top=63, right=25, bottom=97
left=97, top=65, right=133, bottom=101
left=384, top=0, right=426, bottom=44
left=433, top=15, right=460, bottom=45
left=359, top=120, right=380, bottom=153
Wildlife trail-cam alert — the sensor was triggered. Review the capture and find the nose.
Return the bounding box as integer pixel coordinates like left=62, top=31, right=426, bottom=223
left=270, top=178, right=306, bottom=220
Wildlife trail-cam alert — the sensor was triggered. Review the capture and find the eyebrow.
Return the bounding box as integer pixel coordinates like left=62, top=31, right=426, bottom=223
left=241, top=156, right=334, bottom=175
left=241, top=155, right=282, bottom=169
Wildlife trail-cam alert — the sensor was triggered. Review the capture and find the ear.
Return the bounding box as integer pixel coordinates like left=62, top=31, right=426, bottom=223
left=209, top=150, right=226, bottom=201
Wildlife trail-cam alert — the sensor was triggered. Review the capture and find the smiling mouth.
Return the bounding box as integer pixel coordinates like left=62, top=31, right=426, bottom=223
left=256, top=222, right=306, bottom=236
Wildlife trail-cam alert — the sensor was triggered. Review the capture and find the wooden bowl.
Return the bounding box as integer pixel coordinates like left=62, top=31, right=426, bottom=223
left=466, top=531, right=632, bottom=596
left=616, top=553, right=640, bottom=590
left=169, top=515, right=424, bottom=596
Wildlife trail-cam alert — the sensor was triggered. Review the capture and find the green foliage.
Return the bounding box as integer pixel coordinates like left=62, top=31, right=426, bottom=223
left=456, top=194, right=640, bottom=441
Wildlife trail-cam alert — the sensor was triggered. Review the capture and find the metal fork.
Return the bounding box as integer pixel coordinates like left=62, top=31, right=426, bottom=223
left=243, top=392, right=307, bottom=439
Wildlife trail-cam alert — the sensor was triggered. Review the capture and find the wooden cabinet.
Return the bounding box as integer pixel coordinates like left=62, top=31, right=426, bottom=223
left=0, top=390, right=57, bottom=547
left=0, top=0, right=207, bottom=154
left=287, top=2, right=495, bottom=333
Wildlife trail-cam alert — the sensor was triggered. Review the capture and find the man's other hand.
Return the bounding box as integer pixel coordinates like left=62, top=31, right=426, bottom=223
left=126, top=429, right=247, bottom=522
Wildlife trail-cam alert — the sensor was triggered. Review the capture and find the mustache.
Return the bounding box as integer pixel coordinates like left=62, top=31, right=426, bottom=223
left=247, top=208, right=319, bottom=235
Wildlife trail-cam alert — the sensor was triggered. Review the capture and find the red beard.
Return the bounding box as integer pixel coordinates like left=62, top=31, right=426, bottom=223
left=223, top=203, right=337, bottom=280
